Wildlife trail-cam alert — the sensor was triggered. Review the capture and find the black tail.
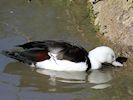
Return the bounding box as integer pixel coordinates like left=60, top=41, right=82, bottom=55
left=116, top=57, right=128, bottom=64
left=1, top=51, right=33, bottom=65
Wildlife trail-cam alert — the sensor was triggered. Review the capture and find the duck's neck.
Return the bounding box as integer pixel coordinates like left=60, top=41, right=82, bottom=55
left=88, top=53, right=102, bottom=70
left=85, top=54, right=91, bottom=71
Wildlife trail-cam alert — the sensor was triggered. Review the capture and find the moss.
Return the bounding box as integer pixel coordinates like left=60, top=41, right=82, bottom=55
left=87, top=2, right=99, bottom=32
left=87, top=2, right=95, bottom=24
left=127, top=0, right=133, bottom=3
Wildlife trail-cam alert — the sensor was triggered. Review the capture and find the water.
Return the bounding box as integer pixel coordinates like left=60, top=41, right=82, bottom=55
left=0, top=0, right=133, bottom=100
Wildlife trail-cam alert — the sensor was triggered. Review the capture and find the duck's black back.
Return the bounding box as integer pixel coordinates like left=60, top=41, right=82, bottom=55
left=3, top=40, right=91, bottom=70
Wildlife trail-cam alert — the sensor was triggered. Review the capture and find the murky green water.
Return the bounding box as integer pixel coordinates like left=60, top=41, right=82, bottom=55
left=0, top=0, right=133, bottom=100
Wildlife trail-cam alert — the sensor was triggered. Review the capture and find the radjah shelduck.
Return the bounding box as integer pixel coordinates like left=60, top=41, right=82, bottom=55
left=2, top=40, right=127, bottom=71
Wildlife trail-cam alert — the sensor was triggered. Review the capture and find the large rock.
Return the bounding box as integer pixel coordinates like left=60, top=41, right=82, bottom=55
left=89, top=0, right=133, bottom=57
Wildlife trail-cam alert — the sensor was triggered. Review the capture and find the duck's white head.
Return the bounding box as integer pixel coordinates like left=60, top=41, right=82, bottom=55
left=88, top=46, right=117, bottom=70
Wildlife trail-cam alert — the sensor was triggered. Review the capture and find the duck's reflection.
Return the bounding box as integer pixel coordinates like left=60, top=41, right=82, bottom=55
left=88, top=70, right=112, bottom=89
left=36, top=69, right=113, bottom=84
left=88, top=70, right=112, bottom=84
left=36, top=69, right=87, bottom=84
left=4, top=62, right=113, bottom=91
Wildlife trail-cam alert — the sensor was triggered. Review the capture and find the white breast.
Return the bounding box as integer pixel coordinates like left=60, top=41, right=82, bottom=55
left=36, top=59, right=88, bottom=71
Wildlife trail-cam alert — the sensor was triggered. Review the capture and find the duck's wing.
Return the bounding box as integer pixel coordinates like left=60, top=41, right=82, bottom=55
left=57, top=46, right=89, bottom=62
left=2, top=48, right=50, bottom=65
left=16, top=40, right=72, bottom=50
left=56, top=46, right=91, bottom=70
left=16, top=41, right=46, bottom=49
left=3, top=40, right=90, bottom=68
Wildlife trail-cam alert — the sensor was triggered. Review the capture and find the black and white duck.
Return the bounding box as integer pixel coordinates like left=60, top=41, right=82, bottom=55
left=2, top=40, right=127, bottom=71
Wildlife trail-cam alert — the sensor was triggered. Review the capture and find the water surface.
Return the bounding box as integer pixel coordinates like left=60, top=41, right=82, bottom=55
left=0, top=0, right=133, bottom=100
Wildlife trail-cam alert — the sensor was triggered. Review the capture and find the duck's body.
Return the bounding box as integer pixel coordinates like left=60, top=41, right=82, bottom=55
left=2, top=40, right=126, bottom=71
left=2, top=40, right=91, bottom=71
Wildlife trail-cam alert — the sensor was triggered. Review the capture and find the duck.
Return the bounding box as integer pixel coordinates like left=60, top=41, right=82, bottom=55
left=2, top=40, right=127, bottom=71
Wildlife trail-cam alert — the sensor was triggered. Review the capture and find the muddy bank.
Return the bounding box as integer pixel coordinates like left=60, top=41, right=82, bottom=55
left=89, top=0, right=133, bottom=58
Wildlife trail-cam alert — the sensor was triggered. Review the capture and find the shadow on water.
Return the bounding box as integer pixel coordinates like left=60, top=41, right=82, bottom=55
left=0, top=0, right=133, bottom=100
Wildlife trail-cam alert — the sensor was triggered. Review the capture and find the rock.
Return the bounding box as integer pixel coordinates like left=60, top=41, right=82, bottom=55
left=89, top=0, right=133, bottom=57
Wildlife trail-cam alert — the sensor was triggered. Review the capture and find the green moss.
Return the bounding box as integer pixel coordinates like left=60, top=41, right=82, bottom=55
left=87, top=3, right=95, bottom=23
left=87, top=2, right=99, bottom=31
left=127, top=0, right=133, bottom=3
